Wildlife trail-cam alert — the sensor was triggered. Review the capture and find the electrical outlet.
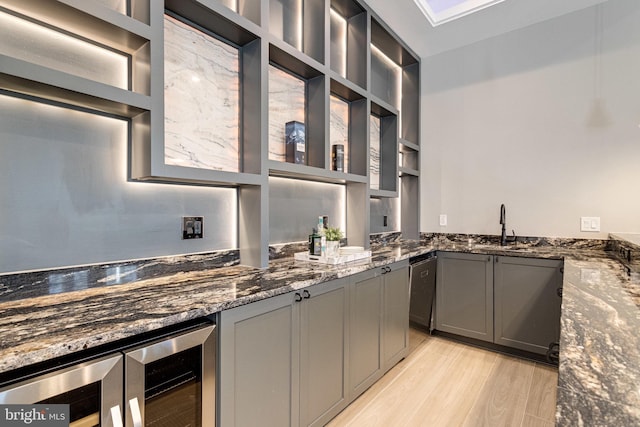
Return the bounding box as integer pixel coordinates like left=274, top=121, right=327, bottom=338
left=183, top=216, right=203, bottom=239
left=580, top=216, right=600, bottom=232
left=439, top=214, right=448, bottom=226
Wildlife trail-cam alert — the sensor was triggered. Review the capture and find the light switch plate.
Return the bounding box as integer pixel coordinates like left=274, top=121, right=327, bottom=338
left=580, top=216, right=600, bottom=232
left=183, top=216, right=203, bottom=239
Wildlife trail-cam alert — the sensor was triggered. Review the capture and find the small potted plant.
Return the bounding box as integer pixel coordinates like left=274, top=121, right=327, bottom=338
left=323, top=227, right=343, bottom=257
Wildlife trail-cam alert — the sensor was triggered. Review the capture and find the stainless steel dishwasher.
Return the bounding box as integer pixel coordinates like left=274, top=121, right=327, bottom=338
left=0, top=321, right=216, bottom=427
left=409, top=256, right=437, bottom=331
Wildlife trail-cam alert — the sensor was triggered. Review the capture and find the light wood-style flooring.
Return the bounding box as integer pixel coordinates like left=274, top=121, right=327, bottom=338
left=327, top=328, right=558, bottom=427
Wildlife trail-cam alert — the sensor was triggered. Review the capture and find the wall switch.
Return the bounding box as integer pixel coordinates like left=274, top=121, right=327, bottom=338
left=439, top=214, right=448, bottom=226
left=183, top=216, right=203, bottom=239
left=580, top=216, right=600, bottom=232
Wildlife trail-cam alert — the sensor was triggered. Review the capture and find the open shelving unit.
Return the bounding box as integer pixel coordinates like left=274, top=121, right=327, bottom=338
left=2, top=0, right=420, bottom=268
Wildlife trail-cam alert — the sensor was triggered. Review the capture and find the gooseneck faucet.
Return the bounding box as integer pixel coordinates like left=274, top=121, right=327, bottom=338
left=500, top=204, right=507, bottom=246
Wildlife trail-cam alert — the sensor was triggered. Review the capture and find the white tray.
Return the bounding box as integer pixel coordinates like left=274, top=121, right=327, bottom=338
left=294, top=250, right=372, bottom=265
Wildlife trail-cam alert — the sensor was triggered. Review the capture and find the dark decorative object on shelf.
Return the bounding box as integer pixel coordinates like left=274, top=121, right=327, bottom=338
left=332, top=144, right=344, bottom=172
left=285, top=121, right=306, bottom=164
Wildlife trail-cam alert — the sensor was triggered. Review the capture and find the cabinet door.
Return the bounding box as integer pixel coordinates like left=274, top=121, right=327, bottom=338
left=382, top=262, right=410, bottom=370
left=435, top=252, right=494, bottom=342
left=494, top=256, right=563, bottom=355
left=299, top=278, right=348, bottom=427
left=348, top=269, right=383, bottom=398
left=218, top=292, right=299, bottom=427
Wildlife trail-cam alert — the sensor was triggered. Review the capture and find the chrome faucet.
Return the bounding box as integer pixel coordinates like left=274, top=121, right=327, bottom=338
left=500, top=204, right=507, bottom=246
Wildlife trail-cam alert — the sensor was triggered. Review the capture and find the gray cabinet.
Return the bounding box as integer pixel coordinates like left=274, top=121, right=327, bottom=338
left=494, top=256, right=563, bottom=355
left=299, top=279, right=349, bottom=427
left=349, top=269, right=383, bottom=398
left=218, top=278, right=348, bottom=427
left=435, top=252, right=564, bottom=357
left=219, top=261, right=409, bottom=426
left=349, top=260, right=409, bottom=398
left=218, top=290, right=297, bottom=427
left=435, top=252, right=494, bottom=342
left=382, top=263, right=410, bottom=369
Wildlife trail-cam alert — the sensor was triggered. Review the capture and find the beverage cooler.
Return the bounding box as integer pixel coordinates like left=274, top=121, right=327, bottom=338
left=0, top=322, right=216, bottom=427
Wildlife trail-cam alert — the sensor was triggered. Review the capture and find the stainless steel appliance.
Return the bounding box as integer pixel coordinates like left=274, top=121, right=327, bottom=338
left=0, top=322, right=216, bottom=427
left=409, top=256, right=437, bottom=331
left=0, top=354, right=123, bottom=426
left=124, top=324, right=215, bottom=427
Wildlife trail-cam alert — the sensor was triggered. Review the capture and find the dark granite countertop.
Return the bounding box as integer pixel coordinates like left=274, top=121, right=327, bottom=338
left=1, top=233, right=639, bottom=426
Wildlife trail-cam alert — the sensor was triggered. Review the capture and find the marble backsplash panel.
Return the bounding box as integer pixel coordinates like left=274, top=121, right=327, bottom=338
left=164, top=15, right=240, bottom=172
left=370, top=115, right=381, bottom=189
left=268, top=65, right=306, bottom=162
left=330, top=95, right=349, bottom=171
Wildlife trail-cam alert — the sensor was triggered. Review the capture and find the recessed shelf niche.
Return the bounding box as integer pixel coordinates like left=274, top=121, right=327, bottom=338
left=269, top=0, right=325, bottom=63
left=369, top=114, right=381, bottom=190
left=370, top=101, right=398, bottom=196
left=95, top=0, right=127, bottom=15
left=213, top=0, right=261, bottom=25
left=330, top=95, right=350, bottom=172
left=268, top=65, right=306, bottom=163
left=0, top=10, right=128, bottom=90
left=329, top=0, right=366, bottom=89
left=164, top=14, right=241, bottom=172
left=268, top=45, right=325, bottom=170
left=371, top=18, right=419, bottom=146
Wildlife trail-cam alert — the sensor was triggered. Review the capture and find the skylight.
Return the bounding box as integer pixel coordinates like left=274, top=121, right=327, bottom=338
left=414, top=0, right=507, bottom=26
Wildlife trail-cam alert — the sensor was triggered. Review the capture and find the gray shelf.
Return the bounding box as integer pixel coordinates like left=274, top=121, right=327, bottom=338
left=370, top=189, right=398, bottom=198
left=0, top=56, right=151, bottom=117
left=166, top=0, right=261, bottom=46
left=5, top=0, right=420, bottom=268
left=399, top=167, right=419, bottom=177
left=2, top=0, right=151, bottom=51
left=268, top=160, right=367, bottom=185
left=399, top=139, right=419, bottom=152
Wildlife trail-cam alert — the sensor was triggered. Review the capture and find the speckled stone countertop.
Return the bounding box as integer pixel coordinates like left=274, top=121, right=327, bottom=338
left=1, top=233, right=639, bottom=427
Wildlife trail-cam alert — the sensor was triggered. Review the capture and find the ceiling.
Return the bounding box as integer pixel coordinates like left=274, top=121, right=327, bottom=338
left=364, top=0, right=610, bottom=58
left=415, top=0, right=507, bottom=27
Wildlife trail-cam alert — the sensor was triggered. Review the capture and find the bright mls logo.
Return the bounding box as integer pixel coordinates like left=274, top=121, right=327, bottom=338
left=1, top=405, right=69, bottom=427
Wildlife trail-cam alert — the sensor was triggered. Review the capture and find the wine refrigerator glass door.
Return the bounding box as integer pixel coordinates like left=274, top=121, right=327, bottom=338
left=124, top=324, right=216, bottom=427
left=0, top=354, right=124, bottom=427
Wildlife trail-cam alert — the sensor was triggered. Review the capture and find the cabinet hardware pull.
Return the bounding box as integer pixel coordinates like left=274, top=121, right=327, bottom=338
left=295, top=293, right=302, bottom=302
left=110, top=405, right=123, bottom=427
left=303, top=290, right=311, bottom=299
left=129, top=397, right=143, bottom=427
left=385, top=266, right=392, bottom=273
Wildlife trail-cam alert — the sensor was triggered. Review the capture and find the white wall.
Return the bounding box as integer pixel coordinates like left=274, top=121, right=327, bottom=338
left=421, top=0, right=640, bottom=239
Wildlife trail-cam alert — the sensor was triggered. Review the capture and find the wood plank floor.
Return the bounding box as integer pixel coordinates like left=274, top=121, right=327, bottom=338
left=327, top=328, right=558, bottom=427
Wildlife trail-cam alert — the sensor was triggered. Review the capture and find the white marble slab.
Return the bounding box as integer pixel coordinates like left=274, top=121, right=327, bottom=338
left=268, top=65, right=306, bottom=162
left=330, top=95, right=349, bottom=172
left=164, top=15, right=240, bottom=172
left=370, top=115, right=381, bottom=189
